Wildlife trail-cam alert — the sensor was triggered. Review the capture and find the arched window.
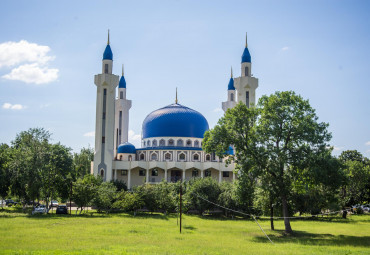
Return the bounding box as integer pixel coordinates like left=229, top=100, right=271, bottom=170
left=168, top=139, right=174, bottom=146
left=151, top=153, right=158, bottom=161
left=230, top=93, right=234, bottom=101
left=143, top=141, right=146, bottom=147
left=205, top=154, right=211, bottom=161
left=147, top=140, right=151, bottom=147
left=245, top=66, right=249, bottom=76
left=179, top=153, right=186, bottom=161
left=119, top=155, right=123, bottom=160
left=193, top=153, right=199, bottom=161
left=140, top=154, right=145, bottom=161
left=165, top=152, right=171, bottom=161
left=159, top=139, right=165, bottom=146
left=186, top=140, right=192, bottom=147
left=177, top=139, right=183, bottom=147
left=194, top=140, right=199, bottom=147
left=152, top=140, right=157, bottom=147
left=205, top=170, right=211, bottom=177
left=128, top=155, right=132, bottom=161
left=100, top=169, right=104, bottom=178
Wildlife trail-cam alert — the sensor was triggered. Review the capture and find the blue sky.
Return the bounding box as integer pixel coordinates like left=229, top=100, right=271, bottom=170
left=0, top=0, right=369, bottom=157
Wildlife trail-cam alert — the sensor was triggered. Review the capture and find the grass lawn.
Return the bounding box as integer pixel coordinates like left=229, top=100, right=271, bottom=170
left=0, top=208, right=369, bottom=254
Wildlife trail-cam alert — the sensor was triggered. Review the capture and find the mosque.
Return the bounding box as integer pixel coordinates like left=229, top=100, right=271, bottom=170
left=91, top=33, right=258, bottom=189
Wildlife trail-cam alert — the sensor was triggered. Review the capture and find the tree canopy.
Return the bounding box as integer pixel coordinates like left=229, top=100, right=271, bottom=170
left=203, top=91, right=342, bottom=233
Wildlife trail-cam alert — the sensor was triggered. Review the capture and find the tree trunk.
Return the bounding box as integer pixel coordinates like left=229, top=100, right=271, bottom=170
left=281, top=195, right=293, bottom=234
left=270, top=201, right=274, bottom=230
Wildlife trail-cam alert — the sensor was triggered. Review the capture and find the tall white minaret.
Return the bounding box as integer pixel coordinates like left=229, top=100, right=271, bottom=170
left=114, top=65, right=132, bottom=157
left=234, top=33, right=258, bottom=108
left=222, top=67, right=237, bottom=112
left=93, top=31, right=119, bottom=181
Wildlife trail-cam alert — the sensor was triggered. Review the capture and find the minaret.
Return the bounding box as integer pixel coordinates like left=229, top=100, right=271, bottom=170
left=114, top=65, right=132, bottom=157
left=93, top=30, right=119, bottom=181
left=222, top=67, right=237, bottom=112
left=234, top=33, right=258, bottom=108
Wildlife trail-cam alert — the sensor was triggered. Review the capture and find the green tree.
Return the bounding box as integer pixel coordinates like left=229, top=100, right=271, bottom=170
left=93, top=181, right=117, bottom=213
left=113, top=190, right=144, bottom=214
left=10, top=128, right=51, bottom=206
left=73, top=147, right=94, bottom=178
left=72, top=174, right=101, bottom=214
left=41, top=143, right=74, bottom=212
left=185, top=177, right=221, bottom=215
left=0, top=143, right=11, bottom=208
left=203, top=92, right=334, bottom=233
left=339, top=150, right=370, bottom=207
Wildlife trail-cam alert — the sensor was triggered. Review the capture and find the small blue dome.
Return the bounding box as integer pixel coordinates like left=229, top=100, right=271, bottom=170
left=103, top=45, right=113, bottom=60
left=119, top=75, right=126, bottom=88
left=117, top=142, right=136, bottom=154
left=225, top=146, right=234, bottom=155
left=228, top=77, right=235, bottom=90
left=142, top=103, right=209, bottom=139
left=241, top=47, right=251, bottom=63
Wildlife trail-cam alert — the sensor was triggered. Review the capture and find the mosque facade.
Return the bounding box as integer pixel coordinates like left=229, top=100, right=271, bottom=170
left=91, top=33, right=258, bottom=189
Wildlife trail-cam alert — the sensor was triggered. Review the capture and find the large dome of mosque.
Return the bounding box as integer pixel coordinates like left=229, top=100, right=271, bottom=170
left=142, top=103, right=209, bottom=139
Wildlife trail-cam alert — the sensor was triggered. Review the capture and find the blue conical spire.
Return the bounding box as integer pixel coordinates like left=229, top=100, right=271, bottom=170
left=103, top=30, right=113, bottom=60
left=119, top=64, right=126, bottom=88
left=241, top=32, right=251, bottom=63
left=228, top=66, right=235, bottom=90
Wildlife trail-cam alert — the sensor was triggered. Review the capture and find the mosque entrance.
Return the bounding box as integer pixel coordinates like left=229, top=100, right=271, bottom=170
left=170, top=170, right=182, bottom=182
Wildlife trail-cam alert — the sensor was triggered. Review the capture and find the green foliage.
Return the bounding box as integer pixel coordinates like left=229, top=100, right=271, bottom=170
left=185, top=177, right=221, bottom=214
left=203, top=91, right=339, bottom=233
left=113, top=190, right=144, bottom=212
left=154, top=181, right=177, bottom=214
left=73, top=147, right=94, bottom=178
left=0, top=143, right=11, bottom=202
left=133, top=184, right=159, bottom=212
left=110, top=179, right=127, bottom=192
left=72, top=174, right=102, bottom=210
left=93, top=182, right=117, bottom=213
left=339, top=151, right=370, bottom=206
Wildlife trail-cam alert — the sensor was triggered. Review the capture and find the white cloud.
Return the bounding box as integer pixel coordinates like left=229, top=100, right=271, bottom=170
left=365, top=141, right=370, bottom=146
left=2, top=102, right=26, bottom=110
left=129, top=130, right=141, bottom=141
left=0, top=40, right=54, bottom=68
left=0, top=40, right=58, bottom=84
left=2, top=63, right=58, bottom=84
left=281, top=46, right=289, bottom=51
left=213, top=108, right=222, bottom=113
left=333, top=146, right=344, bottom=151
left=83, top=131, right=95, bottom=137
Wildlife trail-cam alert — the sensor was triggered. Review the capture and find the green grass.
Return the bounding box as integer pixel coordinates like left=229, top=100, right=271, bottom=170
left=0, top=208, right=369, bottom=254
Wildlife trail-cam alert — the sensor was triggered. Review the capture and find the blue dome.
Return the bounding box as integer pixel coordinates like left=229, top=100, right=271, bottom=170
left=119, top=75, right=126, bottom=88
left=117, top=142, right=136, bottom=154
left=228, top=77, right=235, bottom=90
left=225, top=146, right=234, bottom=155
left=142, top=103, right=209, bottom=139
left=103, top=45, right=113, bottom=60
left=241, top=47, right=251, bottom=63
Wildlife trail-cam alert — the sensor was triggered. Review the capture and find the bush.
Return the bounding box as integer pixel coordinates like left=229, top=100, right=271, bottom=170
left=110, top=179, right=127, bottom=192
left=113, top=190, right=144, bottom=213
left=93, top=182, right=117, bottom=213
left=185, top=177, right=221, bottom=215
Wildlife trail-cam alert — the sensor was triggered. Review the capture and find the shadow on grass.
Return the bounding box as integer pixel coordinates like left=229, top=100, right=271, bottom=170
left=254, top=230, right=370, bottom=247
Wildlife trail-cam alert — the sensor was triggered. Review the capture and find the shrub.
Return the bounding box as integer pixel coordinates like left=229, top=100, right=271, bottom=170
left=185, top=177, right=221, bottom=215
left=93, top=182, right=117, bottom=213
left=113, top=190, right=144, bottom=213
